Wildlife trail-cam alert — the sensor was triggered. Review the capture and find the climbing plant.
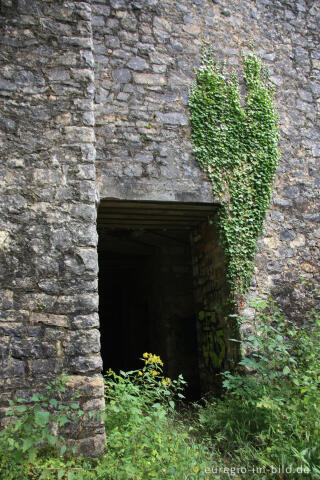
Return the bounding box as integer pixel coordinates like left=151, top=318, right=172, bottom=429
left=189, top=48, right=280, bottom=298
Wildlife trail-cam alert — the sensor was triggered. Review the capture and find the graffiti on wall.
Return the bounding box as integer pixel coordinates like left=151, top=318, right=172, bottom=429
left=198, top=311, right=226, bottom=370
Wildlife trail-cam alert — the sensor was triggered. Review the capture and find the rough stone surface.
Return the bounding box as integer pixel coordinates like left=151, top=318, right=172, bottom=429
left=0, top=0, right=104, bottom=456
left=191, top=223, right=240, bottom=393
left=0, top=0, right=319, bottom=456
left=92, top=0, right=319, bottom=322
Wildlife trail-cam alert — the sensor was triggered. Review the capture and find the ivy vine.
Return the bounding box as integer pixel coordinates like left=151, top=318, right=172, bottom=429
left=189, top=49, right=280, bottom=298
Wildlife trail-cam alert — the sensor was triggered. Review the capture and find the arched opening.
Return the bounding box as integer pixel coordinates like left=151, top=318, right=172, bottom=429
left=97, top=200, right=236, bottom=399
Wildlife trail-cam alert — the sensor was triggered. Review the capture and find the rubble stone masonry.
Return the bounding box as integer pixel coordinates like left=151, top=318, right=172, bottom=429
left=0, top=0, right=319, bottom=454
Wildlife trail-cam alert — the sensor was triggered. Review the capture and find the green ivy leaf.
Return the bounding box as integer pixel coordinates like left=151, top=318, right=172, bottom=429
left=35, top=410, right=50, bottom=426
left=283, top=366, right=290, bottom=376
left=189, top=49, right=279, bottom=296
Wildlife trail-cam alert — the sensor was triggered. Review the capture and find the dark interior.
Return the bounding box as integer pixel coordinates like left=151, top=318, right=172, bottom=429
left=97, top=200, right=217, bottom=400
left=98, top=248, right=153, bottom=373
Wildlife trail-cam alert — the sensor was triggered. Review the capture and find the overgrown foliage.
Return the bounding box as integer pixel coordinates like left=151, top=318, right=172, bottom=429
left=0, top=376, right=83, bottom=480
left=189, top=49, right=280, bottom=296
left=0, top=355, right=213, bottom=479
left=100, top=353, right=210, bottom=479
left=197, top=296, right=320, bottom=478
left=1, top=296, right=319, bottom=479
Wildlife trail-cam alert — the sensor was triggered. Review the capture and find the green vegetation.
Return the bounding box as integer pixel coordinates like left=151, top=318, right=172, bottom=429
left=100, top=353, right=210, bottom=479
left=1, top=296, right=319, bottom=479
left=197, top=297, right=320, bottom=479
left=0, top=376, right=83, bottom=480
left=0, top=354, right=214, bottom=479
left=189, top=49, right=280, bottom=297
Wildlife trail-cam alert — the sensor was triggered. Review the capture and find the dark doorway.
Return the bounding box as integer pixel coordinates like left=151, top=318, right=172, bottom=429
left=98, top=247, right=153, bottom=373
left=97, top=200, right=221, bottom=400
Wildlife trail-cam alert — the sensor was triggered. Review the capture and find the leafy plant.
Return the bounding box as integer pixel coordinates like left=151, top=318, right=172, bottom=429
left=2, top=323, right=319, bottom=480
left=0, top=376, right=84, bottom=480
left=101, top=353, right=212, bottom=479
left=196, top=297, right=320, bottom=478
left=189, top=47, right=280, bottom=297
left=0, top=357, right=216, bottom=479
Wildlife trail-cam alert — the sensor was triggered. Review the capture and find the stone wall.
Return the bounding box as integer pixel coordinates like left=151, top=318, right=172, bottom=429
left=92, top=0, right=320, bottom=320
left=92, top=0, right=213, bottom=202
left=0, top=0, right=319, bottom=456
left=0, top=0, right=105, bottom=455
left=191, top=222, right=239, bottom=393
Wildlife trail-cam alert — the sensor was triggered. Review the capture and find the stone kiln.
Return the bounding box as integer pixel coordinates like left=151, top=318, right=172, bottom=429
left=0, top=0, right=319, bottom=455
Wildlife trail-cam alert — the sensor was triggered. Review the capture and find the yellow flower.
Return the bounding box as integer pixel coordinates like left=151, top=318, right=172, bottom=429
left=150, top=370, right=159, bottom=376
left=143, top=352, right=164, bottom=367
left=145, top=354, right=164, bottom=366
left=138, top=371, right=143, bottom=376
left=162, top=377, right=172, bottom=387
